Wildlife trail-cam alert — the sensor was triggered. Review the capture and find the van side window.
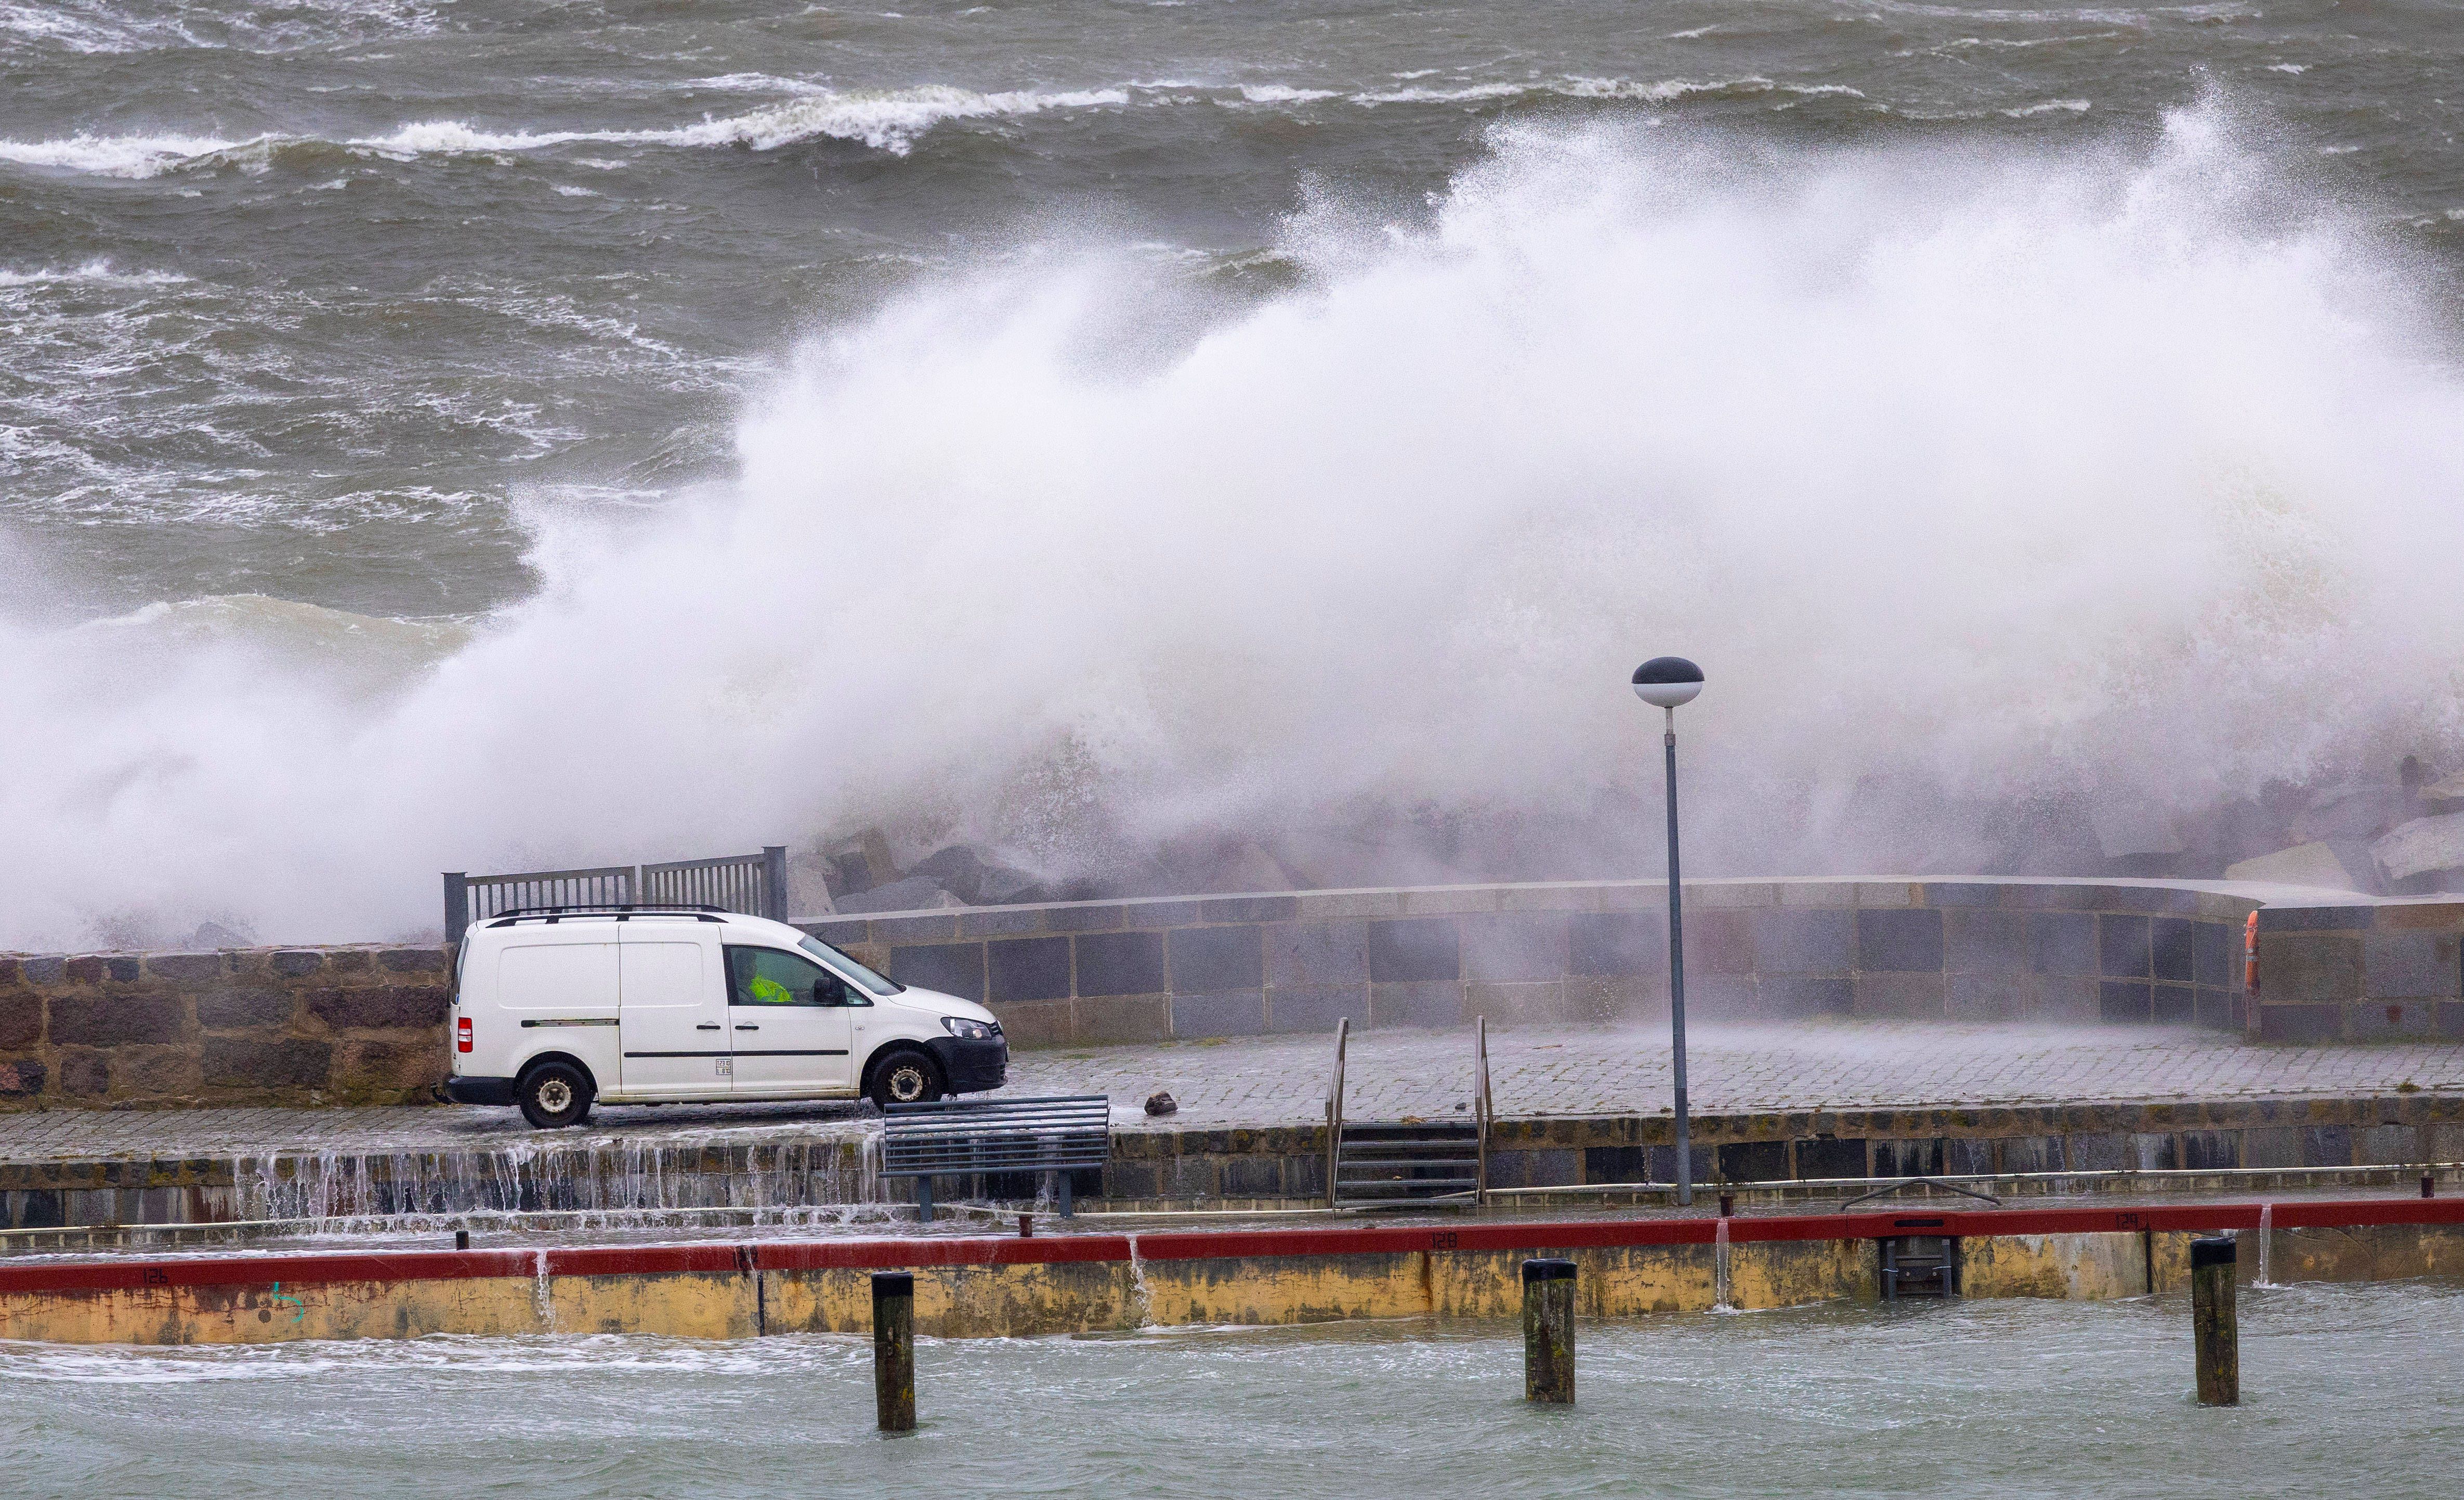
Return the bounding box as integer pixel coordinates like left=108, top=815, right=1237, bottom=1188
left=725, top=947, right=868, bottom=1007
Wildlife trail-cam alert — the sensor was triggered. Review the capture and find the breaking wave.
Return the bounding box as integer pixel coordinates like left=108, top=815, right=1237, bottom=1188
left=0, top=259, right=188, bottom=288
left=0, top=131, right=250, bottom=177
left=0, top=73, right=1872, bottom=179
left=5, top=100, right=2464, bottom=947
left=0, top=86, right=1135, bottom=176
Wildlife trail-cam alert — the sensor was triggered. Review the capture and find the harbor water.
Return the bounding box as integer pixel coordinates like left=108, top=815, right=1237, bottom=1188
left=3, top=1280, right=2459, bottom=1497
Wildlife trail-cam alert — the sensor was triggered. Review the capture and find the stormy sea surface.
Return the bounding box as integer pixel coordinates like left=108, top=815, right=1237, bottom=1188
left=6, top=1, right=2464, bottom=946
left=3, top=1283, right=2462, bottom=1498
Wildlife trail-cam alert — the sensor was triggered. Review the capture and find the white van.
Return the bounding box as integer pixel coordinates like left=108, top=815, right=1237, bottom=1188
left=442, top=906, right=1006, bottom=1128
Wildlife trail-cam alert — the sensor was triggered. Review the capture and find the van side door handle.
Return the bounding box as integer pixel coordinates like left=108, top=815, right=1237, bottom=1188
left=735, top=1023, right=758, bottom=1031
left=696, top=1024, right=722, bottom=1031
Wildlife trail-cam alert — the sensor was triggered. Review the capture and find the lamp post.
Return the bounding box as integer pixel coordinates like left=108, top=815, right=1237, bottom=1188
left=1632, top=657, right=1705, bottom=1207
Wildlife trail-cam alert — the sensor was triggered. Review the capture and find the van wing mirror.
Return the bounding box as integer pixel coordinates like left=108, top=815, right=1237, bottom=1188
left=815, top=974, right=851, bottom=1006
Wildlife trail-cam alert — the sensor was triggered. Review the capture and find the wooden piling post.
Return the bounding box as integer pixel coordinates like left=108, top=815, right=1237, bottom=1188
left=1522, top=1258, right=1576, bottom=1404
left=873, top=1270, right=916, bottom=1432
left=2191, top=1236, right=2238, bottom=1407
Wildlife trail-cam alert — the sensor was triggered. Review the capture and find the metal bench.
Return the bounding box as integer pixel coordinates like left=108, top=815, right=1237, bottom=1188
left=880, top=1094, right=1110, bottom=1223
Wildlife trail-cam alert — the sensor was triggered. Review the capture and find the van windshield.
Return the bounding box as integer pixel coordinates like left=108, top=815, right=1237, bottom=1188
left=798, top=935, right=904, bottom=996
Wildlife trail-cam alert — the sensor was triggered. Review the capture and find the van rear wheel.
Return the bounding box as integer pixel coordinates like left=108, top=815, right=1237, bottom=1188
left=518, top=1061, right=594, bottom=1129
left=866, top=1048, right=946, bottom=1109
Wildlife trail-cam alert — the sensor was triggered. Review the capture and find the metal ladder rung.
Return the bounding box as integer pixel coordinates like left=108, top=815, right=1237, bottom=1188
left=1322, top=1013, right=1495, bottom=1209
left=1340, top=1157, right=1469, bottom=1172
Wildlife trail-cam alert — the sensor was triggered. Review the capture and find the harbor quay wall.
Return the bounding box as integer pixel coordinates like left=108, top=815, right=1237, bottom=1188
left=0, top=877, right=2458, bottom=1111
left=1109, top=1092, right=2464, bottom=1207
left=8, top=1095, right=2461, bottom=1232
left=0, top=1134, right=874, bottom=1233
left=811, top=878, right=2277, bottom=1049
left=4, top=1199, right=2461, bottom=1346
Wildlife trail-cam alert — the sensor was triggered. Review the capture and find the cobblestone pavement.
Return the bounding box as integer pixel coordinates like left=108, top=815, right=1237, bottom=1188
left=1021, top=1022, right=2464, bottom=1130
left=4, top=1023, right=2462, bottom=1162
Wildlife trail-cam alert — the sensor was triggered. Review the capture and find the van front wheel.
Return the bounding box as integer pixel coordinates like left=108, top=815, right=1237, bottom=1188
left=866, top=1048, right=946, bottom=1109
left=518, top=1061, right=595, bottom=1129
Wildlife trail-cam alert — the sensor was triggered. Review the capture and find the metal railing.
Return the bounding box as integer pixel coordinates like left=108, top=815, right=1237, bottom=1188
left=1324, top=1016, right=1348, bottom=1209
left=643, top=853, right=776, bottom=914
left=1474, top=1015, right=1492, bottom=1207
left=444, top=846, right=786, bottom=941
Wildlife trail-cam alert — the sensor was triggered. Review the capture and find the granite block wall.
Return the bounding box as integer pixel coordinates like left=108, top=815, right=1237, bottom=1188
left=5, top=877, right=2459, bottom=1112
left=806, top=878, right=2265, bottom=1049
left=2253, top=900, right=2464, bottom=1042
left=0, top=947, right=450, bottom=1110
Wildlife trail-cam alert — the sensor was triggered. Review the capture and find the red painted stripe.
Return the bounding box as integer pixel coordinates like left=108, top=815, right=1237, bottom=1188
left=546, top=1245, right=747, bottom=1279
left=1131, top=1219, right=1721, bottom=1262
left=0, top=1249, right=536, bottom=1295
left=4, top=1196, right=2461, bottom=1296
left=754, top=1236, right=1136, bottom=1272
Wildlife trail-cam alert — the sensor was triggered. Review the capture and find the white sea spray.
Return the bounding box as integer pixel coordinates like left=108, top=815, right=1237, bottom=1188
left=2, top=103, right=2462, bottom=945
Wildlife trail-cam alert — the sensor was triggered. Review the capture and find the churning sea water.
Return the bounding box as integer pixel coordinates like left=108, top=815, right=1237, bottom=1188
left=6, top=2, right=2464, bottom=947
left=2, top=1282, right=2460, bottom=1497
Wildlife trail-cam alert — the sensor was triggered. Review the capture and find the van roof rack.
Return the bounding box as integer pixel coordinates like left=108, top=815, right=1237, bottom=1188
left=482, top=904, right=731, bottom=927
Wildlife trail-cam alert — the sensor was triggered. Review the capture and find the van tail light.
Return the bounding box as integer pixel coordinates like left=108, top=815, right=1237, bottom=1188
left=456, top=1017, right=473, bottom=1054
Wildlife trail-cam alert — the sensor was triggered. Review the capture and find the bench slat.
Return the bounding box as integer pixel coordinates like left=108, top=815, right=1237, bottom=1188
left=879, top=1094, right=1111, bottom=1179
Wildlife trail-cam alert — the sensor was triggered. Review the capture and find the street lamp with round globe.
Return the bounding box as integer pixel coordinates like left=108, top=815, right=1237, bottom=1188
left=1631, top=656, right=1705, bottom=710
left=1632, top=656, right=1703, bottom=1206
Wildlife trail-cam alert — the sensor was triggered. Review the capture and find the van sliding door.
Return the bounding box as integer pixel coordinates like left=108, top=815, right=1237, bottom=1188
left=618, top=936, right=731, bottom=1097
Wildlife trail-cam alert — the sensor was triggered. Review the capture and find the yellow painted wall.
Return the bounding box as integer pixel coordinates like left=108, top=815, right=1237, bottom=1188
left=1962, top=1233, right=2149, bottom=1300
left=6, top=1223, right=2461, bottom=1348
left=763, top=1260, right=1139, bottom=1338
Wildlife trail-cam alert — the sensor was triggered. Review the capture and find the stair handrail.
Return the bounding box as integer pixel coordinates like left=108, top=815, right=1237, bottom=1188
left=1325, top=1016, right=1349, bottom=1209
left=1841, top=1176, right=2004, bottom=1209
left=1474, top=1015, right=1492, bottom=1208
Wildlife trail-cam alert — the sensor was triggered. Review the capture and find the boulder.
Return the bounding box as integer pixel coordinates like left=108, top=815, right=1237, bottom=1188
left=2293, top=780, right=2407, bottom=844
left=2419, top=769, right=2464, bottom=815
left=1202, top=841, right=1301, bottom=893
left=2371, top=814, right=2464, bottom=886
left=913, top=844, right=1050, bottom=906
left=830, top=876, right=963, bottom=915
left=975, top=866, right=1050, bottom=905
left=784, top=852, right=837, bottom=920
left=911, top=845, right=989, bottom=903
left=2089, top=800, right=2185, bottom=859
left=825, top=828, right=898, bottom=897
left=2223, top=842, right=2365, bottom=891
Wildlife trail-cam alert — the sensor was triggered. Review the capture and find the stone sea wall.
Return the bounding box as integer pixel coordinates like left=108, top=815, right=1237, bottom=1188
left=1, top=876, right=2457, bottom=1110
left=2252, top=900, right=2464, bottom=1041
left=5, top=1094, right=2456, bottom=1231
left=1108, top=1093, right=2464, bottom=1204
left=815, top=877, right=2268, bottom=1048
left=0, top=946, right=451, bottom=1109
